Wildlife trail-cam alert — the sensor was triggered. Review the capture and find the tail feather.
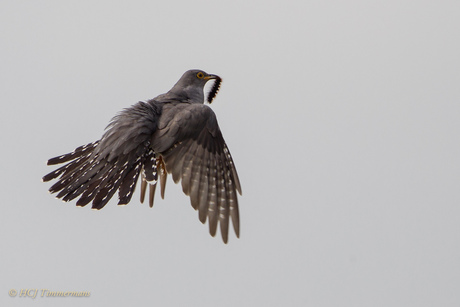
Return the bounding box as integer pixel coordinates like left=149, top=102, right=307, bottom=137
left=140, top=173, right=147, bottom=203
left=142, top=149, right=157, bottom=183
left=54, top=158, right=106, bottom=198
left=149, top=182, right=157, bottom=207
left=76, top=178, right=104, bottom=207
left=118, top=156, right=143, bottom=205
left=44, top=140, right=152, bottom=210
left=43, top=153, right=91, bottom=183
left=84, top=157, right=130, bottom=209
left=92, top=180, right=120, bottom=210
left=60, top=160, right=117, bottom=202
left=47, top=141, right=98, bottom=166
left=139, top=148, right=158, bottom=207
left=90, top=157, right=132, bottom=210
left=158, top=156, right=167, bottom=199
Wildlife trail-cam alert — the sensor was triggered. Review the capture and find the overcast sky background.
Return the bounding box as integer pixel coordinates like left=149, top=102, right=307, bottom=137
left=1, top=0, right=459, bottom=306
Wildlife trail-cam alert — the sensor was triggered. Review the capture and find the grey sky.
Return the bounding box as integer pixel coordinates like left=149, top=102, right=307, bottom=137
left=1, top=0, right=459, bottom=306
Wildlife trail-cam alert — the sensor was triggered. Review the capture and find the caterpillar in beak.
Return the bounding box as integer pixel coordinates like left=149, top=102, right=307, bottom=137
left=207, top=76, right=222, bottom=104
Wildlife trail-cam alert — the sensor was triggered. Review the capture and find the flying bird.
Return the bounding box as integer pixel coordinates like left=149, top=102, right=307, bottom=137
left=42, top=70, right=242, bottom=243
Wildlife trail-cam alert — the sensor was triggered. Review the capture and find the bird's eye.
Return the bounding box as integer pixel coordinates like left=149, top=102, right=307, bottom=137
left=196, top=72, right=204, bottom=79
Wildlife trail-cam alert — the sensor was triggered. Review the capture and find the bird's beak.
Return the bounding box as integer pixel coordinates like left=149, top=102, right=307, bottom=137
left=204, top=74, right=218, bottom=81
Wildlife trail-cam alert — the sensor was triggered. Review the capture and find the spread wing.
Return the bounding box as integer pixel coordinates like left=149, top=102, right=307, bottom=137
left=42, top=101, right=161, bottom=209
left=151, top=103, right=242, bottom=243
left=43, top=100, right=242, bottom=243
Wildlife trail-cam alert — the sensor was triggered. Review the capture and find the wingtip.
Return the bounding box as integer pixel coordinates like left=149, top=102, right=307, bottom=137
left=236, top=184, right=242, bottom=195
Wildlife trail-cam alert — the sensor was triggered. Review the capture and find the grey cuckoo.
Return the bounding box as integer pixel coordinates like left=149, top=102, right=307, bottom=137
left=43, top=69, right=242, bottom=243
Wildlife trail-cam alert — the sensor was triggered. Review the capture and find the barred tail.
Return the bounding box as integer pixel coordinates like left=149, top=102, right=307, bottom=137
left=43, top=141, right=151, bottom=210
